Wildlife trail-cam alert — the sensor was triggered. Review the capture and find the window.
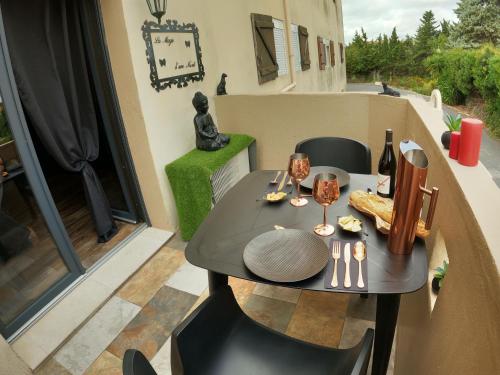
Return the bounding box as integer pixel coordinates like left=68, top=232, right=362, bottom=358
left=272, top=19, right=289, bottom=76
left=330, top=40, right=336, bottom=67
left=324, top=38, right=331, bottom=67
left=339, top=42, right=344, bottom=63
left=250, top=14, right=310, bottom=83
left=317, top=36, right=327, bottom=70
left=298, top=25, right=311, bottom=71
left=251, top=14, right=278, bottom=84
left=291, top=24, right=302, bottom=72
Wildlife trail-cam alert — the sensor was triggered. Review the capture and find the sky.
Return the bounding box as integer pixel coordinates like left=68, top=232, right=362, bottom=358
left=343, top=0, right=459, bottom=43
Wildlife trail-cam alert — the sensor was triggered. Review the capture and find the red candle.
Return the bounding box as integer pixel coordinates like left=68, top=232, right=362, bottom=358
left=458, top=118, right=483, bottom=167
left=449, top=131, right=460, bottom=160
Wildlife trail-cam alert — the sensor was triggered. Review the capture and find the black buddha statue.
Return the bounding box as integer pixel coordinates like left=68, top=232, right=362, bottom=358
left=192, top=92, right=230, bottom=151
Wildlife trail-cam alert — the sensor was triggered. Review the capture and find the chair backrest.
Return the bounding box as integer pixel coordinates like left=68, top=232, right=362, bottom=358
left=295, top=137, right=372, bottom=174
left=171, top=286, right=243, bottom=375
left=170, top=285, right=374, bottom=375
left=123, top=349, right=157, bottom=375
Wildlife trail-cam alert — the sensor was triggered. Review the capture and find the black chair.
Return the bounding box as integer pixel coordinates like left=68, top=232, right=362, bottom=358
left=295, top=137, right=372, bottom=174
left=169, top=285, right=374, bottom=375
left=123, top=350, right=157, bottom=375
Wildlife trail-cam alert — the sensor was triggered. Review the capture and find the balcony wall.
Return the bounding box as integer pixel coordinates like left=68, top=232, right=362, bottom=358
left=215, top=92, right=500, bottom=375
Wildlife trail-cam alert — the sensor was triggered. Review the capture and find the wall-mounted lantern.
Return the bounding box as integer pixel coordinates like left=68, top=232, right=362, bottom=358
left=146, top=0, right=167, bottom=24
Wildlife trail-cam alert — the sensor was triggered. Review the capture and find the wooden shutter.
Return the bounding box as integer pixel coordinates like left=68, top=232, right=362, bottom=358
left=298, top=25, right=310, bottom=71
left=317, top=37, right=326, bottom=70
left=251, top=14, right=278, bottom=84
left=339, top=42, right=344, bottom=63
left=330, top=40, right=336, bottom=67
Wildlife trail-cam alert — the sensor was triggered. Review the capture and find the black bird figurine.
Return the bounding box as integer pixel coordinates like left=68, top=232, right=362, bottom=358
left=216, top=73, right=228, bottom=96
left=379, top=82, right=401, bottom=97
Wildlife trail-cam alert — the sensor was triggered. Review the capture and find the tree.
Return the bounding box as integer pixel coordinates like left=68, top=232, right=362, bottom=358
left=389, top=27, right=400, bottom=46
left=401, top=35, right=416, bottom=75
left=389, top=28, right=404, bottom=76
left=414, top=10, right=439, bottom=67
left=361, top=28, right=368, bottom=43
left=440, top=20, right=451, bottom=37
left=437, top=20, right=452, bottom=50
left=346, top=30, right=366, bottom=76
left=450, top=0, right=500, bottom=47
left=346, top=29, right=370, bottom=76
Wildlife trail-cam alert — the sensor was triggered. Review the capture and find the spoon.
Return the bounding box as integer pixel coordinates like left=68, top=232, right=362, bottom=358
left=353, top=241, right=366, bottom=288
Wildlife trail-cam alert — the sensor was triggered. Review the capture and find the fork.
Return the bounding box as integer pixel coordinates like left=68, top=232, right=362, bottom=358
left=270, top=171, right=282, bottom=184
left=331, top=241, right=341, bottom=288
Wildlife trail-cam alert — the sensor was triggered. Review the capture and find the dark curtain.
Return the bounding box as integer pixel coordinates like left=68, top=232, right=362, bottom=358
left=1, top=0, right=117, bottom=242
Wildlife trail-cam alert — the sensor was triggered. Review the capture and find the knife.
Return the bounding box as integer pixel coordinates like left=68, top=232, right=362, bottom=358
left=344, top=243, right=351, bottom=288
left=276, top=171, right=288, bottom=192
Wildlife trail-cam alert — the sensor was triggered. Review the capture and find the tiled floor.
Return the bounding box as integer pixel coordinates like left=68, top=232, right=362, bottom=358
left=34, top=233, right=391, bottom=375
left=12, top=228, right=171, bottom=370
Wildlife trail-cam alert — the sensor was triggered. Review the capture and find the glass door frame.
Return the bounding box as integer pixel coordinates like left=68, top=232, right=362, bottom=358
left=0, top=6, right=84, bottom=338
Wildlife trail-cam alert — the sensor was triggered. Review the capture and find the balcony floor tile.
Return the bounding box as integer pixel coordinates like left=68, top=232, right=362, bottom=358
left=33, top=235, right=389, bottom=374
left=83, top=351, right=122, bottom=375
left=54, top=296, right=140, bottom=375
left=107, top=286, right=196, bottom=360
left=116, top=247, right=185, bottom=307
left=243, top=294, right=296, bottom=333
left=165, top=261, right=208, bottom=296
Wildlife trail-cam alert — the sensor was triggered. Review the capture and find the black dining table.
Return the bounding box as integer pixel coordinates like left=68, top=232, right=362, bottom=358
left=186, top=170, right=428, bottom=375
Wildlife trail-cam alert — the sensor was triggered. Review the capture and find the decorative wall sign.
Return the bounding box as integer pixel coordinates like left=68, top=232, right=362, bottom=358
left=142, top=20, right=205, bottom=91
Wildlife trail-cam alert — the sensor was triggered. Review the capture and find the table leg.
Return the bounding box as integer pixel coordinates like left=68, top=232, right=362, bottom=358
left=372, top=294, right=401, bottom=375
left=208, top=271, right=228, bottom=295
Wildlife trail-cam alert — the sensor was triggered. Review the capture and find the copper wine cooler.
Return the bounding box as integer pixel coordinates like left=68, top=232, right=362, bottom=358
left=388, top=140, right=439, bottom=254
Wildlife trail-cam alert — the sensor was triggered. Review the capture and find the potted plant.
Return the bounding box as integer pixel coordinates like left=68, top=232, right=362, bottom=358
left=441, top=113, right=461, bottom=149
left=432, top=260, right=448, bottom=293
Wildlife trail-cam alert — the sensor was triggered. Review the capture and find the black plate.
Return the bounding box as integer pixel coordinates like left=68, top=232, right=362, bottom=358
left=243, top=229, right=329, bottom=283
left=300, top=166, right=350, bottom=190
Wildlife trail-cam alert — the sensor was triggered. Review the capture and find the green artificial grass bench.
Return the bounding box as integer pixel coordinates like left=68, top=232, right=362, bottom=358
left=165, top=134, right=255, bottom=241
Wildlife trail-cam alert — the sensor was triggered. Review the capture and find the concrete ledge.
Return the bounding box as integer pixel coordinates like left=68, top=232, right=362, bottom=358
left=11, top=227, right=172, bottom=370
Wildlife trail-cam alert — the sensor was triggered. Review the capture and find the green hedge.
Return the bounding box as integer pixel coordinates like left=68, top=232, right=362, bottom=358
left=425, top=46, right=500, bottom=136
left=389, top=76, right=436, bottom=96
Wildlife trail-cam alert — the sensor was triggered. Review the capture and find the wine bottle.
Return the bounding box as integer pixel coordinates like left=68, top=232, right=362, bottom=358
left=377, top=129, right=396, bottom=198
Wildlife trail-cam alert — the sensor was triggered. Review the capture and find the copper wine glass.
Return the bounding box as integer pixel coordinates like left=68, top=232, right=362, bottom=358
left=288, top=153, right=310, bottom=207
left=312, top=173, right=340, bottom=236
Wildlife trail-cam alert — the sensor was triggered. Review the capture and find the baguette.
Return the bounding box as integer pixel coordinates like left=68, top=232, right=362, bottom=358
left=349, top=190, right=430, bottom=238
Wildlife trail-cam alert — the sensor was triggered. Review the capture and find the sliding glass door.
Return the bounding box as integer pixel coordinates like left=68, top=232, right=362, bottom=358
left=0, top=25, right=83, bottom=337
left=0, top=0, right=147, bottom=337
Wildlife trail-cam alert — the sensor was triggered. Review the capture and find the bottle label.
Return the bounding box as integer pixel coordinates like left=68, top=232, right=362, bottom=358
left=377, top=174, right=390, bottom=195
